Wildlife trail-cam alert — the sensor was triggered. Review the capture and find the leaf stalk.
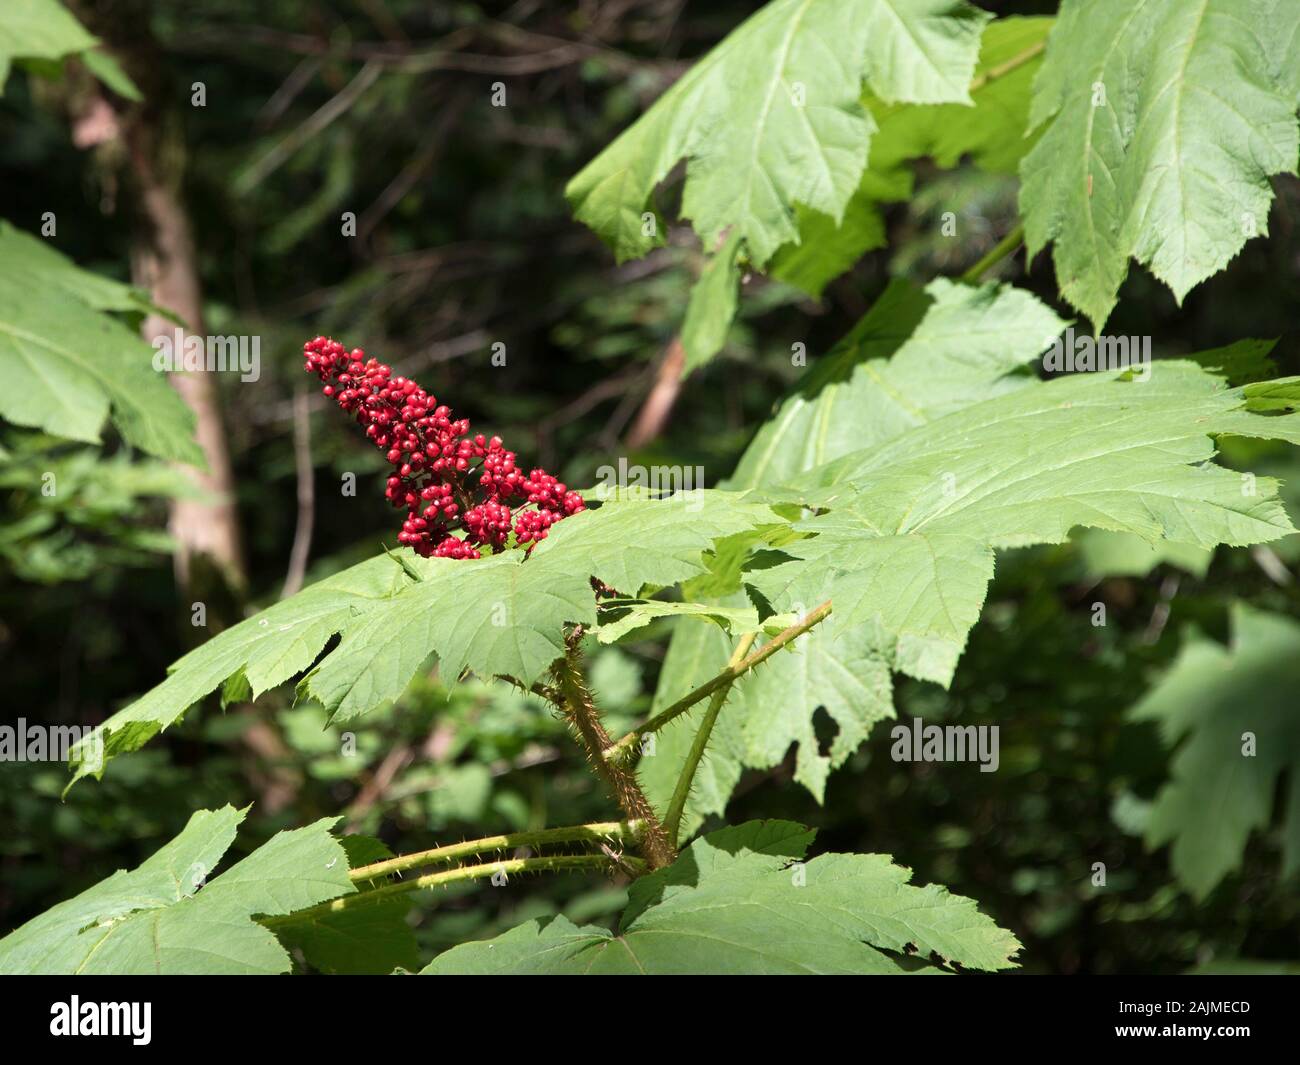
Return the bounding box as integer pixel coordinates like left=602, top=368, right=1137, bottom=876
left=602, top=599, right=833, bottom=764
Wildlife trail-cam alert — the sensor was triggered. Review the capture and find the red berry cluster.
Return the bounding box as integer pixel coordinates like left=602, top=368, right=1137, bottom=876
left=304, top=337, right=584, bottom=559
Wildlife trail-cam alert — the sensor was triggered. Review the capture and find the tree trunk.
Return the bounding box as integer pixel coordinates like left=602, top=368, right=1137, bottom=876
left=130, top=158, right=247, bottom=593
left=71, top=0, right=246, bottom=596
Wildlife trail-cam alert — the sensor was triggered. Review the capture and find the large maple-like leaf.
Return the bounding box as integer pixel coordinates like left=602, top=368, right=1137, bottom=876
left=422, top=820, right=1019, bottom=974
left=566, top=0, right=989, bottom=268
left=66, top=492, right=773, bottom=784
left=642, top=278, right=1067, bottom=834
left=770, top=15, right=1053, bottom=297
left=0, top=807, right=359, bottom=974
left=0, top=223, right=201, bottom=464
left=751, top=364, right=1300, bottom=688
left=1019, top=0, right=1300, bottom=329
left=1128, top=604, right=1300, bottom=899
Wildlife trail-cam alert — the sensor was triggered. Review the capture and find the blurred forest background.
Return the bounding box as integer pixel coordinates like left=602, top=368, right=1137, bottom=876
left=3, top=0, right=1299, bottom=974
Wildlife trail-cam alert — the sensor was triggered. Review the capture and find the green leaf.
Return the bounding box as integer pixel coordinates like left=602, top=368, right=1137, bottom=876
left=67, top=555, right=416, bottom=787
left=1020, top=0, right=1300, bottom=329
left=68, top=492, right=774, bottom=783
left=1129, top=604, right=1300, bottom=899
left=0, top=807, right=356, bottom=974
left=644, top=278, right=1067, bottom=833
left=734, top=625, right=894, bottom=800
left=594, top=597, right=765, bottom=644
left=275, top=836, right=419, bottom=974
left=423, top=820, right=1020, bottom=974
left=770, top=16, right=1053, bottom=297
left=767, top=188, right=890, bottom=297
left=566, top=0, right=990, bottom=267
left=681, top=229, right=743, bottom=372
left=307, top=491, right=772, bottom=722
left=877, top=14, right=1051, bottom=175
left=0, top=222, right=155, bottom=315
left=1072, top=528, right=1212, bottom=580
left=752, top=363, right=1300, bottom=688
left=0, top=223, right=201, bottom=464
left=79, top=47, right=141, bottom=101
left=736, top=277, right=1068, bottom=487
left=0, top=0, right=93, bottom=88
left=1188, top=338, right=1280, bottom=388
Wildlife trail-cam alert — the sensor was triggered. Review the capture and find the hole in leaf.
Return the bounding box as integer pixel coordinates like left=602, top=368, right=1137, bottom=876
left=811, top=706, right=839, bottom=758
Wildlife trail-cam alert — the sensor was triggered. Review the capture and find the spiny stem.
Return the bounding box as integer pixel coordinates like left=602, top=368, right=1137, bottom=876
left=662, top=631, right=757, bottom=845
left=500, top=674, right=561, bottom=703
left=262, top=854, right=631, bottom=929
left=959, top=221, right=1025, bottom=285
left=349, top=821, right=642, bottom=882
left=603, top=600, right=834, bottom=764
left=552, top=628, right=677, bottom=869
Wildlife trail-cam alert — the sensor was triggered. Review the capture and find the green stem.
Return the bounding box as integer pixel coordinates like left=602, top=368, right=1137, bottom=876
left=603, top=600, right=834, bottom=764
left=263, top=854, right=632, bottom=929
left=967, top=39, right=1045, bottom=94
left=662, top=631, right=757, bottom=846
left=959, top=221, right=1025, bottom=286
left=349, top=820, right=642, bottom=882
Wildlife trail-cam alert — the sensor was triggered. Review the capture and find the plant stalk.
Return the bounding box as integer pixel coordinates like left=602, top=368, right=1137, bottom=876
left=603, top=599, right=834, bottom=764
left=662, top=631, right=757, bottom=845
left=349, top=820, right=642, bottom=882
left=959, top=221, right=1025, bottom=285
left=552, top=629, right=678, bottom=869
left=262, top=853, right=631, bottom=928
left=967, top=39, right=1046, bottom=94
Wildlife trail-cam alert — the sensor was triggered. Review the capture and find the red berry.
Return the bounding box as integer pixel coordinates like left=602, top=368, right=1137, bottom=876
left=304, top=335, right=584, bottom=559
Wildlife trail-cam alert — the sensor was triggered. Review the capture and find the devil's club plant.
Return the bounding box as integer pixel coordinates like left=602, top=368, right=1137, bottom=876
left=4, top=0, right=1300, bottom=976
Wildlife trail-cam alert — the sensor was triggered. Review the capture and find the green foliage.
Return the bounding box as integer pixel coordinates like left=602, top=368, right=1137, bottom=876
left=680, top=230, right=744, bottom=372
left=0, top=222, right=154, bottom=315
left=735, top=276, right=1068, bottom=485
left=593, top=597, right=778, bottom=645
left=275, top=836, right=419, bottom=975
left=1020, top=0, right=1300, bottom=329
left=0, top=223, right=201, bottom=464
left=567, top=0, right=989, bottom=268
left=65, top=554, right=410, bottom=788
left=754, top=364, right=1298, bottom=684
left=1129, top=604, right=1300, bottom=899
left=68, top=492, right=774, bottom=783
left=584, top=13, right=1052, bottom=368
left=0, top=806, right=358, bottom=974
left=0, top=0, right=93, bottom=88
left=0, top=435, right=195, bottom=582
left=770, top=15, right=1053, bottom=297
left=424, top=820, right=1019, bottom=974
left=0, top=0, right=138, bottom=98
left=644, top=276, right=1068, bottom=833
left=9, top=0, right=1300, bottom=978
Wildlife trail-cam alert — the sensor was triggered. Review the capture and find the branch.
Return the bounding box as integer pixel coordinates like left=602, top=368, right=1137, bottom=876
left=625, top=335, right=686, bottom=448
left=603, top=600, right=834, bottom=764
left=280, top=386, right=315, bottom=598
left=235, top=59, right=383, bottom=194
